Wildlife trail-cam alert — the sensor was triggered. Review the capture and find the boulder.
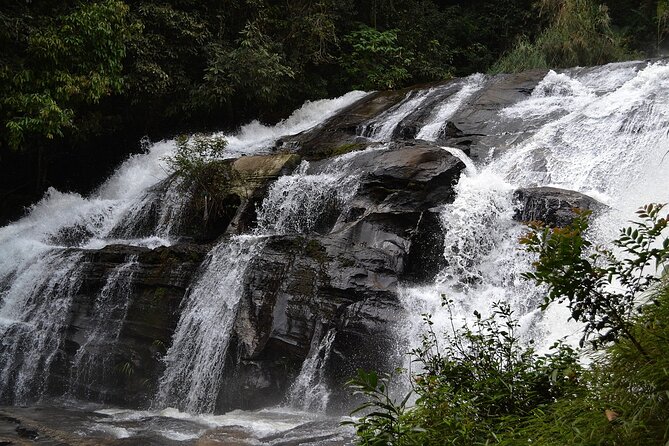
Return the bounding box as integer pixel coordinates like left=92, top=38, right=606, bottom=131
left=215, top=143, right=464, bottom=412
left=279, top=89, right=408, bottom=160
left=513, top=186, right=604, bottom=227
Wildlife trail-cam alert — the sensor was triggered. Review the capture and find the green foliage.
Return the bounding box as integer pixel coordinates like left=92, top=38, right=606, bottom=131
left=492, top=0, right=634, bottom=73
left=1, top=0, right=134, bottom=149
left=340, top=26, right=412, bottom=90
left=200, top=19, right=295, bottom=107
left=498, top=279, right=669, bottom=446
left=167, top=133, right=227, bottom=190
left=657, top=0, right=669, bottom=50
left=346, top=302, right=582, bottom=445
left=521, top=204, right=669, bottom=352
left=343, top=370, right=417, bottom=445
left=347, top=204, right=669, bottom=445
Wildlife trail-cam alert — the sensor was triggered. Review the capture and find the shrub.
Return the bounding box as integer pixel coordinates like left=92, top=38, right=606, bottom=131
left=346, top=203, right=669, bottom=445
left=346, top=301, right=582, bottom=445
left=521, top=204, right=669, bottom=353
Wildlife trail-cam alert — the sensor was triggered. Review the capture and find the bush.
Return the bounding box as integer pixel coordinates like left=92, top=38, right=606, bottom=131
left=521, top=204, right=669, bottom=352
left=346, top=204, right=669, bottom=445
left=498, top=279, right=669, bottom=446
left=346, top=301, right=582, bottom=445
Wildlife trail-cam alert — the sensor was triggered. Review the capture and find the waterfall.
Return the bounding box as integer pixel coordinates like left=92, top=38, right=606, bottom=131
left=400, top=61, right=669, bottom=361
left=221, top=91, right=368, bottom=156
left=416, top=73, right=486, bottom=141
left=1, top=57, right=668, bottom=437
left=358, top=90, right=433, bottom=141
left=68, top=255, right=139, bottom=400
left=0, top=250, right=85, bottom=403
left=256, top=147, right=372, bottom=235
left=155, top=236, right=265, bottom=414
left=155, top=146, right=382, bottom=413
left=286, top=325, right=337, bottom=412
left=0, top=91, right=366, bottom=405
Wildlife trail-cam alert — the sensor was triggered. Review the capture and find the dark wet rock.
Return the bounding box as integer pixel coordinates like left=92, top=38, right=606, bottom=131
left=49, top=243, right=208, bottom=407
left=216, top=143, right=464, bottom=412
left=280, top=90, right=408, bottom=160
left=344, top=141, right=465, bottom=213
left=514, top=187, right=604, bottom=227
left=177, top=153, right=302, bottom=241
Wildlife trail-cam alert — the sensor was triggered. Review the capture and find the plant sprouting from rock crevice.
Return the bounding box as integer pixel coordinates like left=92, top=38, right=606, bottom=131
left=166, top=133, right=232, bottom=222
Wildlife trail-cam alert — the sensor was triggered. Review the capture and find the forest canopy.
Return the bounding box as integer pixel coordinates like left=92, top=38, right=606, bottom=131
left=0, top=0, right=665, bottom=222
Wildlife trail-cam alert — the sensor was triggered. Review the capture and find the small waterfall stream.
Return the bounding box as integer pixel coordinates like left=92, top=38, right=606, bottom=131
left=68, top=255, right=139, bottom=400
left=0, top=250, right=86, bottom=403
left=156, top=144, right=388, bottom=413
left=286, top=324, right=337, bottom=412
left=416, top=73, right=486, bottom=141
left=156, top=236, right=266, bottom=414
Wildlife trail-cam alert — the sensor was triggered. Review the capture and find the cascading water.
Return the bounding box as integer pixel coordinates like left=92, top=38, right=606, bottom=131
left=156, top=144, right=386, bottom=414
left=68, top=255, right=139, bottom=400
left=286, top=325, right=337, bottom=412
left=416, top=73, right=486, bottom=141
left=0, top=250, right=85, bottom=403
left=1, top=59, right=668, bottom=444
left=256, top=146, right=375, bottom=235
left=155, top=236, right=266, bottom=414
left=0, top=91, right=367, bottom=406
left=359, top=90, right=433, bottom=141
left=400, top=61, right=669, bottom=362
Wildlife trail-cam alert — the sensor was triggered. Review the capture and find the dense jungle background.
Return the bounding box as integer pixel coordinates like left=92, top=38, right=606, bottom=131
left=1, top=0, right=666, bottom=224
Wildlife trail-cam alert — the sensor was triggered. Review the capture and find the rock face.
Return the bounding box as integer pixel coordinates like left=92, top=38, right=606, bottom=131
left=53, top=244, right=208, bottom=407
left=5, top=64, right=632, bottom=415
left=514, top=187, right=604, bottom=227
left=219, top=142, right=464, bottom=412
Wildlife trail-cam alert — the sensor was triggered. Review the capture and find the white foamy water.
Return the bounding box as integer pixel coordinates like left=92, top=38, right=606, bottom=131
left=221, top=90, right=368, bottom=156
left=155, top=236, right=265, bottom=414
left=0, top=250, right=86, bottom=403
left=417, top=73, right=486, bottom=141
left=399, top=61, right=669, bottom=366
left=287, top=326, right=337, bottom=412
left=0, top=91, right=368, bottom=406
left=1, top=58, right=668, bottom=444
left=255, top=144, right=379, bottom=234
left=360, top=89, right=433, bottom=141
left=68, top=255, right=139, bottom=399
left=86, top=405, right=352, bottom=444
left=156, top=145, right=386, bottom=415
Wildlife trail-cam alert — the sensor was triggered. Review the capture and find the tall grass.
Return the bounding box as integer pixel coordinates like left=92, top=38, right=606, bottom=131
left=491, top=0, right=636, bottom=73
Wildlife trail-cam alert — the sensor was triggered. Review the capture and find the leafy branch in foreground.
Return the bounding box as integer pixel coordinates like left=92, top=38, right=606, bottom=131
left=520, top=203, right=669, bottom=354
left=345, top=302, right=582, bottom=445
left=343, top=369, right=417, bottom=446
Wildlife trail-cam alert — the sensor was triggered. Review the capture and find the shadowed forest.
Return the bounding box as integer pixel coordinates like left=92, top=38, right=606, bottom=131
left=1, top=0, right=666, bottom=223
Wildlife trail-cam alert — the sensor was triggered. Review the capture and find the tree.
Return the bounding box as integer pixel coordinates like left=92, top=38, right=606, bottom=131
left=340, top=25, right=412, bottom=90
left=1, top=0, right=134, bottom=150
